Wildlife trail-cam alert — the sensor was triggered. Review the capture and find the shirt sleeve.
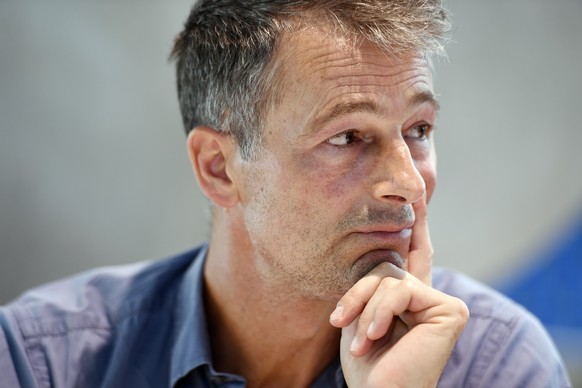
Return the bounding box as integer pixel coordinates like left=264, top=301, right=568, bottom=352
left=434, top=268, right=572, bottom=388
left=475, top=310, right=571, bottom=387
left=0, top=307, right=39, bottom=388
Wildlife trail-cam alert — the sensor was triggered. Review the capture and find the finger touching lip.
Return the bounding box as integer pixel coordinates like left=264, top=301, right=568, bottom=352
left=356, top=249, right=406, bottom=270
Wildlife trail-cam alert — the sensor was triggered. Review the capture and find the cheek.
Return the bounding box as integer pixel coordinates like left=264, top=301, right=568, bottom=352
left=307, top=162, right=372, bottom=209
left=296, top=154, right=359, bottom=202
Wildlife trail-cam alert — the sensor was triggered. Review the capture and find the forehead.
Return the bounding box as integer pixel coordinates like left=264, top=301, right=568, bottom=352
left=266, top=25, right=435, bottom=135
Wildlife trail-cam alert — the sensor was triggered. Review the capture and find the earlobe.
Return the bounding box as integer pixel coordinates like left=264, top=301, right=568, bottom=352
left=187, top=126, right=239, bottom=208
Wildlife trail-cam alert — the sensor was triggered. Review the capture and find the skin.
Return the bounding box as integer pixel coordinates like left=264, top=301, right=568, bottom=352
left=188, top=23, right=469, bottom=388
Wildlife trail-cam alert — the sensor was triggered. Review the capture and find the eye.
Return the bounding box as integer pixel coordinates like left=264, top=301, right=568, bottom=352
left=327, top=131, right=358, bottom=147
left=405, top=123, right=432, bottom=140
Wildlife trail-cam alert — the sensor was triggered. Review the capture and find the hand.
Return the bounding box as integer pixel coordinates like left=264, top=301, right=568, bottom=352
left=330, top=199, right=469, bottom=388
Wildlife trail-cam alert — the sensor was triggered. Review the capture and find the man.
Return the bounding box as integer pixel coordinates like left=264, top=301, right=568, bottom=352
left=0, top=1, right=571, bottom=387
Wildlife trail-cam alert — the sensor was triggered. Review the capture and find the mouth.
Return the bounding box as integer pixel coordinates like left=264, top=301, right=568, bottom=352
left=348, top=226, right=412, bottom=272
left=349, top=225, right=412, bottom=250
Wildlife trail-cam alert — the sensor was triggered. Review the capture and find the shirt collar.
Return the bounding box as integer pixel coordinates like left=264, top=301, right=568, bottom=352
left=168, top=243, right=346, bottom=387
left=170, top=244, right=212, bottom=386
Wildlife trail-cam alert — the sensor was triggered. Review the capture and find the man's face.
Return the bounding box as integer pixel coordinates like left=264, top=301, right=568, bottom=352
left=233, top=26, right=437, bottom=300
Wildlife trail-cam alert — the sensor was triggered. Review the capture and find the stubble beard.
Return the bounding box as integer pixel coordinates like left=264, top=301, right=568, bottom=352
left=255, top=209, right=413, bottom=301
left=243, top=180, right=414, bottom=301
left=254, top=239, right=376, bottom=302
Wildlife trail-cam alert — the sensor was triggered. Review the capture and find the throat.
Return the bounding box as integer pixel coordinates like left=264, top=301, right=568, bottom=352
left=203, top=268, right=341, bottom=387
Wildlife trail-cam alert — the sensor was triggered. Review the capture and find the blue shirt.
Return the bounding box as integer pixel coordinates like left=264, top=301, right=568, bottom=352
left=0, top=245, right=571, bottom=387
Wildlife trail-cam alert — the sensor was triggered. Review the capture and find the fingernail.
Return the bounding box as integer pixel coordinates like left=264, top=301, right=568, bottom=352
left=330, top=303, right=344, bottom=322
left=350, top=336, right=359, bottom=352
left=367, top=321, right=375, bottom=337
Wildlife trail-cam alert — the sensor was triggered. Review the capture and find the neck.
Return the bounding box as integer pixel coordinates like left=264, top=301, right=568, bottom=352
left=203, top=210, right=340, bottom=387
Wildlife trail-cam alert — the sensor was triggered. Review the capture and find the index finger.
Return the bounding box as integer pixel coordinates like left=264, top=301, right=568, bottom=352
left=407, top=195, right=433, bottom=286
left=330, top=261, right=407, bottom=328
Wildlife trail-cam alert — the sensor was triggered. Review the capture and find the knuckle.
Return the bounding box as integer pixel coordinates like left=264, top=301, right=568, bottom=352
left=451, top=297, right=470, bottom=322
left=401, top=278, right=416, bottom=292
left=378, top=276, right=398, bottom=289
left=426, top=247, right=435, bottom=258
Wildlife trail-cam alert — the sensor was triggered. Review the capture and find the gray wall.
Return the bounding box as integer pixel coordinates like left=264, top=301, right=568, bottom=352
left=1, top=0, right=207, bottom=301
left=1, top=0, right=581, bottom=383
left=432, top=0, right=582, bottom=281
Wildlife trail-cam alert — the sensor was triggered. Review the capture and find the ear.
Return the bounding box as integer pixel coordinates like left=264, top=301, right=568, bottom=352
left=187, top=126, right=239, bottom=208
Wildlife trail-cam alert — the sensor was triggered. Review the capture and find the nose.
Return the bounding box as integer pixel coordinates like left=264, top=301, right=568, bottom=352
left=371, top=139, right=425, bottom=205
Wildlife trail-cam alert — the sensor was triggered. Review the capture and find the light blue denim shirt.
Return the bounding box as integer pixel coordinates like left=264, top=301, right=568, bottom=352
left=0, top=245, right=571, bottom=387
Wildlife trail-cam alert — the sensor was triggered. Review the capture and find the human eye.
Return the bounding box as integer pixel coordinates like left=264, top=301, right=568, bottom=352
left=405, top=123, right=432, bottom=141
left=326, top=130, right=358, bottom=147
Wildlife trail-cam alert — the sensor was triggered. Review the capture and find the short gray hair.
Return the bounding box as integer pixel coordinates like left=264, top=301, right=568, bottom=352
left=171, top=0, right=451, bottom=159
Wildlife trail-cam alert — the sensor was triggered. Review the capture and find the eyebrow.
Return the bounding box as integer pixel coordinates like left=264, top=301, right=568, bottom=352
left=309, top=100, right=381, bottom=132
left=409, top=90, right=440, bottom=112
left=308, top=90, right=440, bottom=134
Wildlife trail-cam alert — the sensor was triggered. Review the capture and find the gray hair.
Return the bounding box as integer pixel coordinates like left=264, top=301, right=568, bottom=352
left=171, top=0, right=451, bottom=159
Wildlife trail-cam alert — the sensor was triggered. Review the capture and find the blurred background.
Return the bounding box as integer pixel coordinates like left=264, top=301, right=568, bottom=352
left=1, top=0, right=581, bottom=385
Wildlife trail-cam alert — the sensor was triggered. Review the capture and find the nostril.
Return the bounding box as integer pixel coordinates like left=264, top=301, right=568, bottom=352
left=382, top=195, right=407, bottom=203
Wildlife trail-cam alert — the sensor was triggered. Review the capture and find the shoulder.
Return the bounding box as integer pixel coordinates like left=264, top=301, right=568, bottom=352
left=433, top=266, right=524, bottom=323
left=6, top=246, right=203, bottom=334
left=433, top=268, right=571, bottom=387
left=0, top=245, right=205, bottom=387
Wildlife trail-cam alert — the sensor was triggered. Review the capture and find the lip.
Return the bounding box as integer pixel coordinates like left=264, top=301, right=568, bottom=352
left=348, top=227, right=412, bottom=271
left=346, top=222, right=414, bottom=272
left=351, top=225, right=413, bottom=244
left=356, top=228, right=412, bottom=241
